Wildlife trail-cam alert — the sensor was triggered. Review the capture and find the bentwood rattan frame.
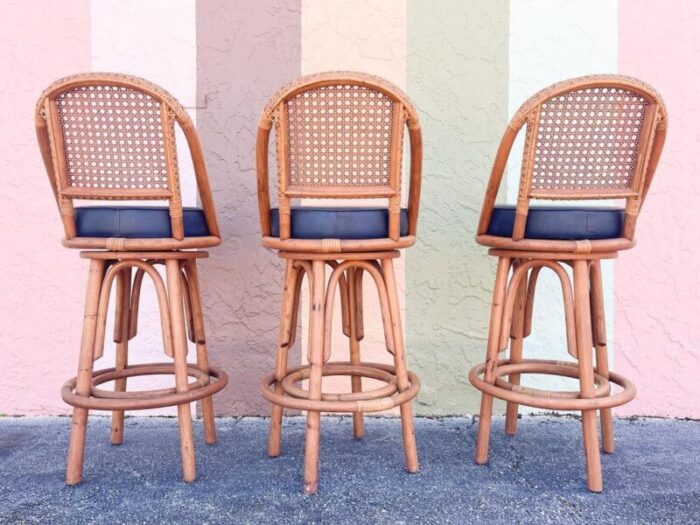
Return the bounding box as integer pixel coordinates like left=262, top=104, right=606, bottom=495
left=256, top=70, right=422, bottom=253
left=36, top=72, right=221, bottom=250
left=35, top=73, right=228, bottom=485
left=256, top=72, right=423, bottom=494
left=469, top=75, right=667, bottom=492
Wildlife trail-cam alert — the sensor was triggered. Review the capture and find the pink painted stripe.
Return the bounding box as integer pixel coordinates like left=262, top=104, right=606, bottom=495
left=0, top=1, right=91, bottom=415
left=617, top=0, right=700, bottom=417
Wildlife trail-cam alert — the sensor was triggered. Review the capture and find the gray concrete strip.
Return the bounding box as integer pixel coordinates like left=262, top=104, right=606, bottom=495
left=0, top=416, right=697, bottom=524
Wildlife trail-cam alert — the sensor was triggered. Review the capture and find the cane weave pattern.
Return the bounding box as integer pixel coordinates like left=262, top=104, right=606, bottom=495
left=54, top=85, right=171, bottom=192
left=283, top=84, right=397, bottom=188
left=529, top=87, right=649, bottom=192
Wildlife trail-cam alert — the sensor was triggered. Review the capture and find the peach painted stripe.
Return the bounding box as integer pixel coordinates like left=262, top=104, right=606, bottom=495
left=300, top=0, right=408, bottom=404
left=617, top=0, right=700, bottom=417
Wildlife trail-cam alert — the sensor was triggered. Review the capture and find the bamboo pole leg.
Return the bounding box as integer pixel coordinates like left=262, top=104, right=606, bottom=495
left=166, top=259, right=196, bottom=483
left=184, top=259, right=217, bottom=445
left=590, top=260, right=614, bottom=454
left=111, top=267, right=131, bottom=445
left=268, top=260, right=299, bottom=457
left=382, top=259, right=419, bottom=473
left=347, top=267, right=364, bottom=439
left=573, top=260, right=603, bottom=492
left=475, top=257, right=511, bottom=464
left=66, top=258, right=105, bottom=485
left=303, top=260, right=325, bottom=494
left=505, top=265, right=527, bottom=435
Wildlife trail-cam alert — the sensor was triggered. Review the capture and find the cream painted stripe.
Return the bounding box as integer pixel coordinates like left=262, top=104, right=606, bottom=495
left=508, top=0, right=618, bottom=400
left=91, top=0, right=198, bottom=415
left=300, top=0, right=407, bottom=404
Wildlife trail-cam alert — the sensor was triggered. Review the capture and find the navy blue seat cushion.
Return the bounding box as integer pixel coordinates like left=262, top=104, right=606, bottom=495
left=270, top=207, right=409, bottom=240
left=74, top=206, right=210, bottom=238
left=487, top=205, right=624, bottom=241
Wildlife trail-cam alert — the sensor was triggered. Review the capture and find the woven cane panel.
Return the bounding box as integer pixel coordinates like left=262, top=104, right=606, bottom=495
left=55, top=85, right=170, bottom=192
left=283, top=84, right=397, bottom=189
left=530, top=87, right=648, bottom=192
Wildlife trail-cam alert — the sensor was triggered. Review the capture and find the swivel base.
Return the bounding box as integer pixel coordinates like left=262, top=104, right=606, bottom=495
left=264, top=254, right=421, bottom=494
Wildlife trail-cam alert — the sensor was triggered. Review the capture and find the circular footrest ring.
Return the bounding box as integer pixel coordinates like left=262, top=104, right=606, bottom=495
left=62, top=362, right=228, bottom=411
left=494, top=361, right=611, bottom=399
left=468, top=358, right=635, bottom=411
left=282, top=363, right=398, bottom=401
left=261, top=361, right=420, bottom=413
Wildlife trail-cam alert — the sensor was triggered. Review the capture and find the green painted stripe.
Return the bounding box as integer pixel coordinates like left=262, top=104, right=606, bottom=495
left=406, top=0, right=510, bottom=415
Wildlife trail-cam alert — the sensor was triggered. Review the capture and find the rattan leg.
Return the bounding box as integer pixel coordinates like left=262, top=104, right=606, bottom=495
left=303, top=260, right=325, bottom=494
left=590, top=260, right=614, bottom=454
left=382, top=258, right=419, bottom=473
left=475, top=256, right=512, bottom=464
left=182, top=275, right=197, bottom=349
left=66, top=258, right=105, bottom=485
left=347, top=267, right=365, bottom=439
left=271, top=262, right=304, bottom=455
left=128, top=268, right=145, bottom=340
left=165, top=259, right=197, bottom=483
left=268, top=260, right=300, bottom=457
left=505, top=263, right=527, bottom=435
left=111, top=267, right=131, bottom=445
left=573, top=260, right=603, bottom=492
left=183, top=259, right=217, bottom=445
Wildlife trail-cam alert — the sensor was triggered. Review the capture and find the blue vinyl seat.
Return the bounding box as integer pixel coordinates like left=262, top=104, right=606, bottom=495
left=486, top=205, right=624, bottom=241
left=74, top=206, right=210, bottom=238
left=270, top=207, right=409, bottom=240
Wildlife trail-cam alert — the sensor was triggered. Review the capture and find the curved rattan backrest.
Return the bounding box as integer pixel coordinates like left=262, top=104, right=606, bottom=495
left=478, top=75, right=667, bottom=242
left=256, top=71, right=423, bottom=242
left=36, top=73, right=219, bottom=241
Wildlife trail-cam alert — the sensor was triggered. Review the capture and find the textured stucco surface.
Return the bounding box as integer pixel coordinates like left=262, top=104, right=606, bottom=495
left=407, top=0, right=510, bottom=415
left=196, top=0, right=302, bottom=415
left=1, top=1, right=699, bottom=419
left=616, top=0, right=700, bottom=418
left=0, top=1, right=91, bottom=415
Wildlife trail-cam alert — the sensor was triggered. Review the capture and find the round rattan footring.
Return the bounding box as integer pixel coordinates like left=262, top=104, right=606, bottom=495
left=261, top=361, right=420, bottom=413
left=468, top=358, right=635, bottom=411
left=62, top=362, right=229, bottom=411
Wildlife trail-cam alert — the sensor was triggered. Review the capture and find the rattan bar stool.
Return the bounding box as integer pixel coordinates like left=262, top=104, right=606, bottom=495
left=469, top=75, right=667, bottom=492
left=35, top=73, right=229, bottom=484
left=256, top=72, right=423, bottom=494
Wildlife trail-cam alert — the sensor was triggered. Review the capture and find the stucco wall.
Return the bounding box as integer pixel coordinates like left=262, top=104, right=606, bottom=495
left=616, top=0, right=700, bottom=417
left=0, top=0, right=698, bottom=418
left=0, top=1, right=90, bottom=415
left=406, top=0, right=509, bottom=415
left=196, top=0, right=302, bottom=415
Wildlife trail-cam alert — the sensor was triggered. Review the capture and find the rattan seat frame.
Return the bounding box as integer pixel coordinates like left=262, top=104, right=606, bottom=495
left=35, top=73, right=228, bottom=485
left=469, top=75, right=668, bottom=493
left=256, top=71, right=423, bottom=494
